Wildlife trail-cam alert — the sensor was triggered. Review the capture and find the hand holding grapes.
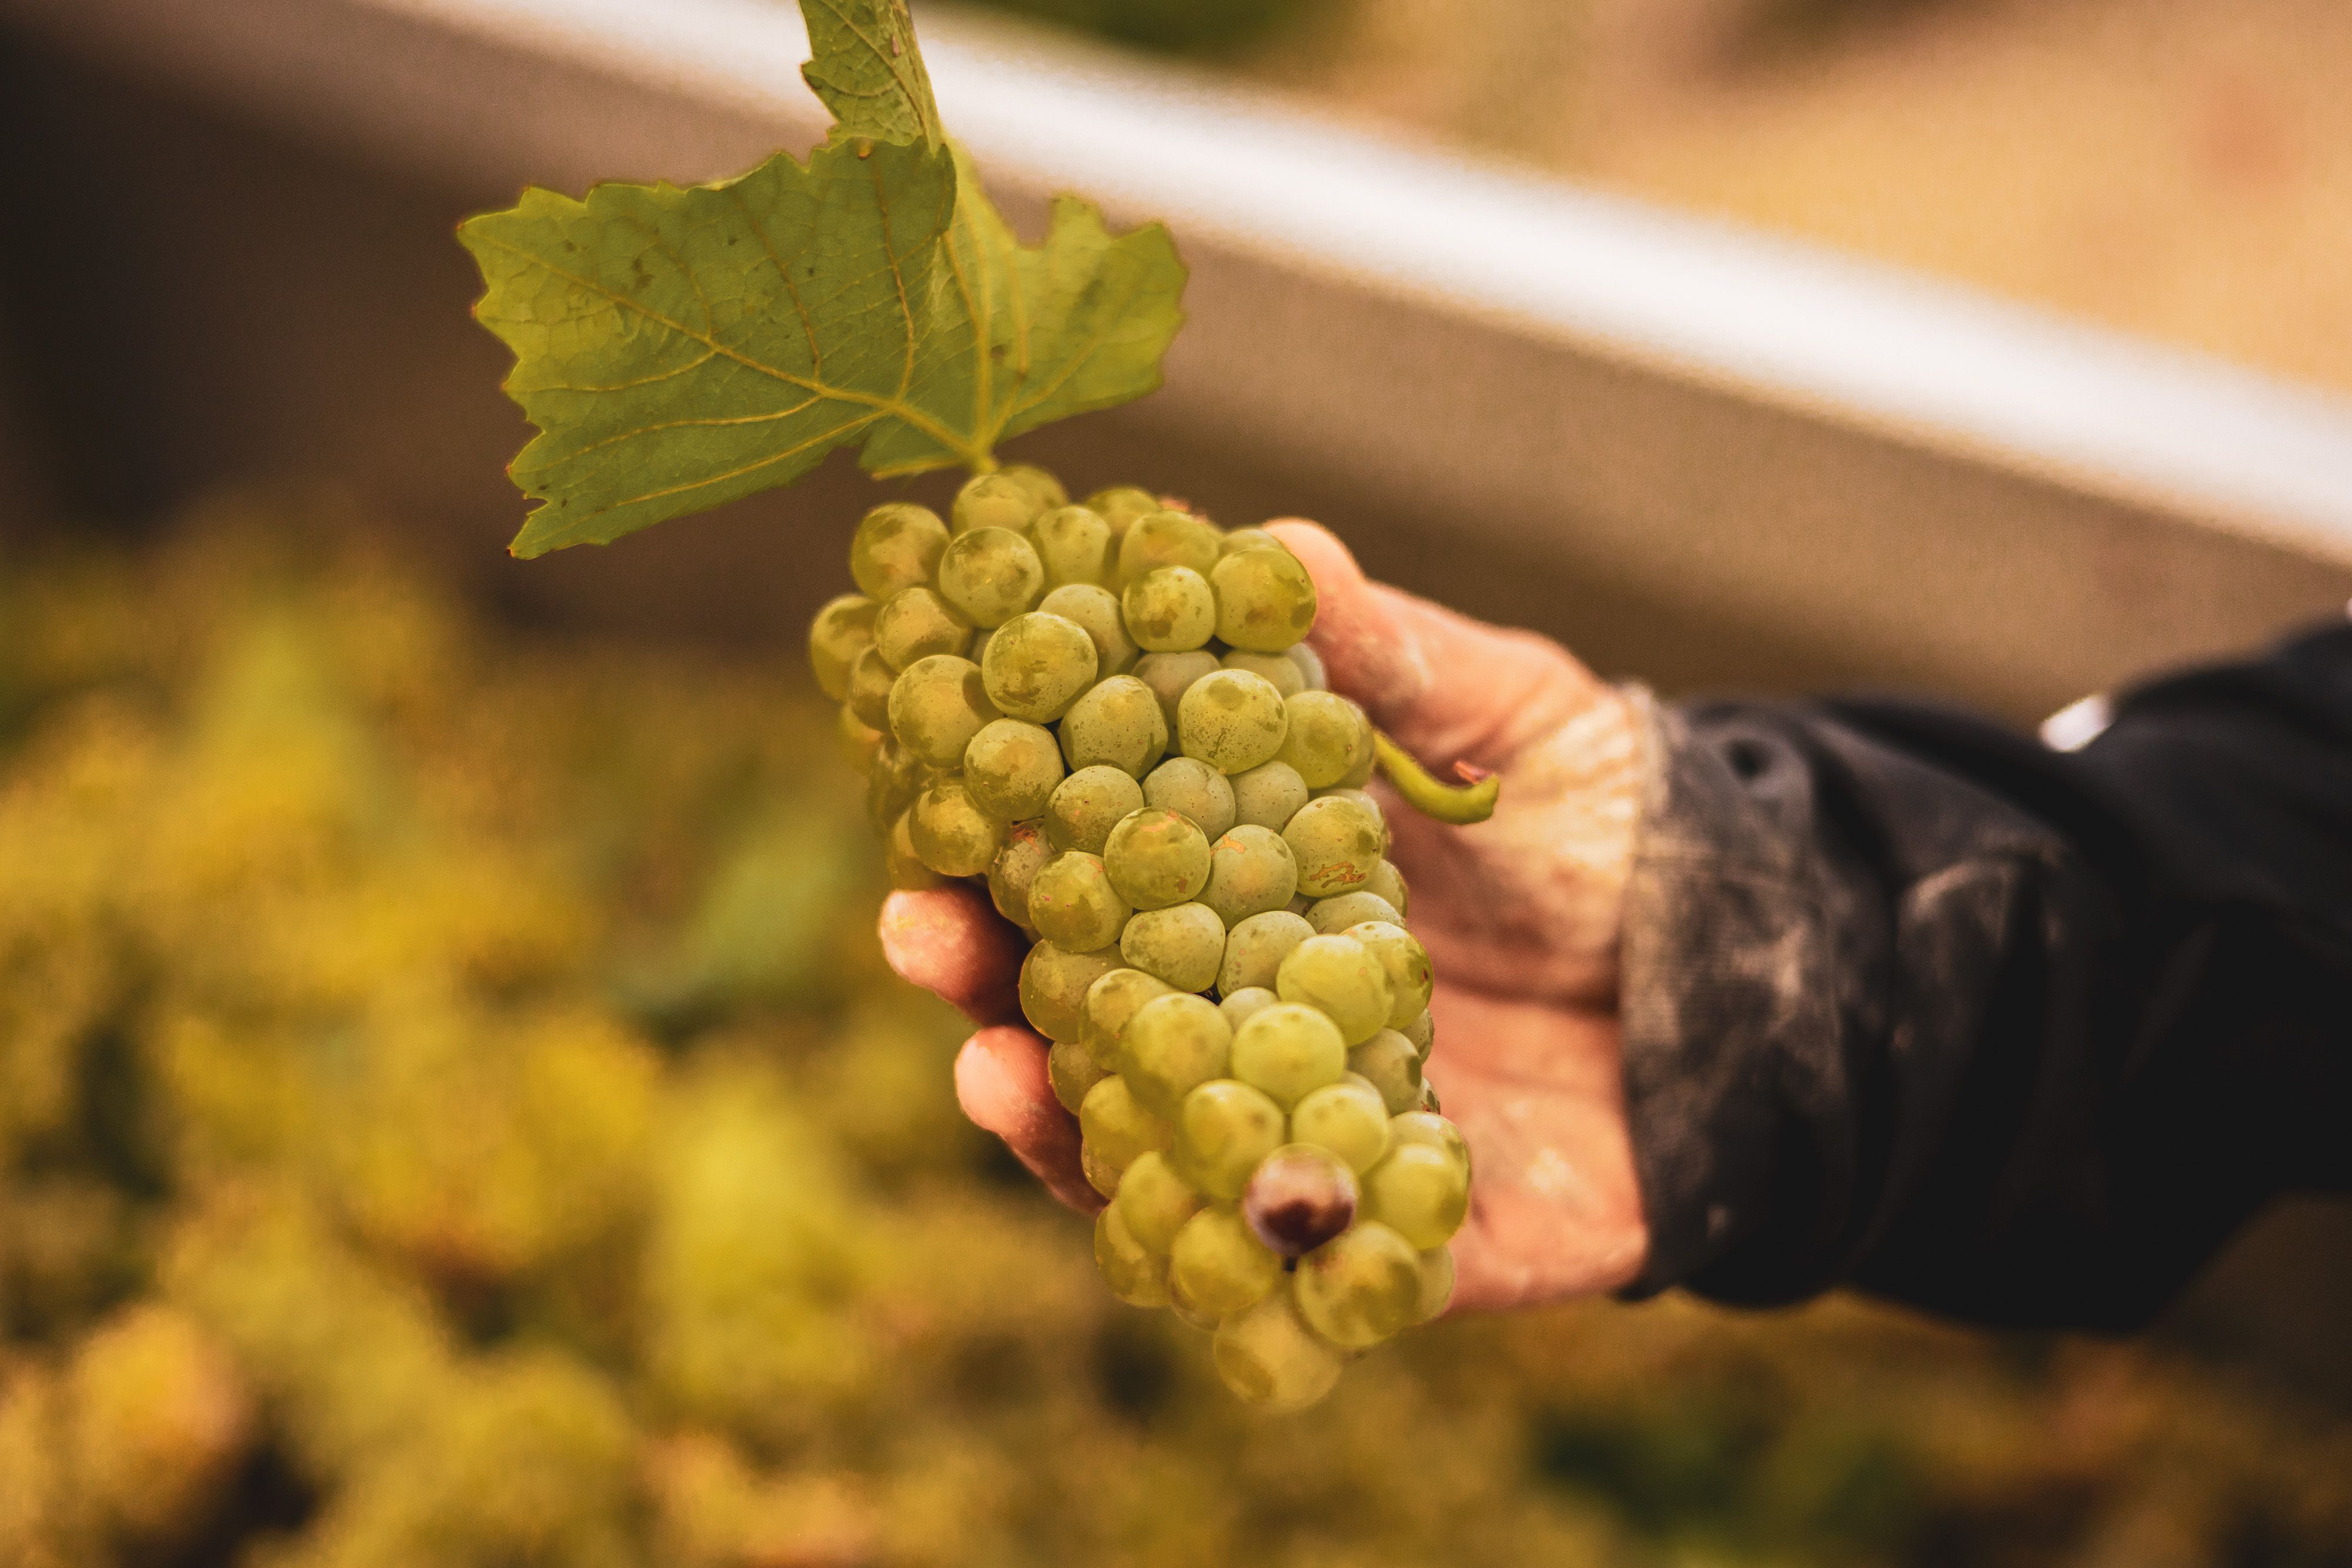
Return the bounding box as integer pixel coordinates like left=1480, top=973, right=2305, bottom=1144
left=883, top=520, right=1652, bottom=1312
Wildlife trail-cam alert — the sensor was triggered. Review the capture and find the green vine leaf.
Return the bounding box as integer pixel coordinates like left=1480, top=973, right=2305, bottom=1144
left=798, top=0, right=940, bottom=147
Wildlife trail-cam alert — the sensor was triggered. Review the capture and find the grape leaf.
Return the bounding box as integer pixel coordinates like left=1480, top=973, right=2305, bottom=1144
left=798, top=0, right=940, bottom=147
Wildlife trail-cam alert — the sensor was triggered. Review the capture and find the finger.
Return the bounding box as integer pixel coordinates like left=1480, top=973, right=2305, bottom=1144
left=954, top=1025, right=1102, bottom=1213
left=878, top=886, right=1026, bottom=1025
left=1265, top=519, right=1605, bottom=769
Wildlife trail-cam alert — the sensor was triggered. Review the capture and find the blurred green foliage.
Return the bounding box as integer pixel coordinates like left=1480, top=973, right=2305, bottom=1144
left=0, top=497, right=2347, bottom=1567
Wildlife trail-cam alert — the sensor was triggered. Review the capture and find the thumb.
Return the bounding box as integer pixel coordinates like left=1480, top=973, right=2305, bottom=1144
left=1264, top=520, right=1609, bottom=770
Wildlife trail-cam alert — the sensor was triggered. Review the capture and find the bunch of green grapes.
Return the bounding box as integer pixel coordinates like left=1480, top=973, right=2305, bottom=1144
left=810, top=467, right=1470, bottom=1411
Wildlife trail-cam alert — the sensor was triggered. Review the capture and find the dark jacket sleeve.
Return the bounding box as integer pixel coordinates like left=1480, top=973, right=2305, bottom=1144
left=1615, top=621, right=2352, bottom=1330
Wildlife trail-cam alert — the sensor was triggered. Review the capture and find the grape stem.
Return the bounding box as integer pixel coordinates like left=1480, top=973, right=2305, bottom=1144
left=1371, top=730, right=1499, bottom=825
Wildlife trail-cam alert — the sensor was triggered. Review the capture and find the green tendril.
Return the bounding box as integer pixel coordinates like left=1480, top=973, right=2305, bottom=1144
left=1371, top=730, right=1499, bottom=825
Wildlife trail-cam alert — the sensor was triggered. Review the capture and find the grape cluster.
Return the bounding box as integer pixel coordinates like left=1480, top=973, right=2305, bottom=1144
left=811, top=467, right=1471, bottom=1410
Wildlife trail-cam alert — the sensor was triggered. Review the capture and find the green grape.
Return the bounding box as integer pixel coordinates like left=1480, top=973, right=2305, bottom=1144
left=1113, top=1151, right=1205, bottom=1253
left=1397, top=1007, right=1434, bottom=1059
left=884, top=809, right=944, bottom=891
left=1338, top=730, right=1378, bottom=788
left=887, top=654, right=995, bottom=768
left=1085, top=484, right=1160, bottom=537
left=1202, top=827, right=1299, bottom=928
left=1276, top=934, right=1391, bottom=1045
left=1365, top=857, right=1409, bottom=915
left=1142, top=757, right=1237, bottom=841
left=1082, top=1141, right=1124, bottom=1199
left=845, top=644, right=897, bottom=730
left=1289, top=642, right=1328, bottom=691
left=1120, top=992, right=1233, bottom=1114
left=866, top=738, right=924, bottom=834
left=1168, top=1276, right=1223, bottom=1332
left=980, top=610, right=1098, bottom=722
left=908, top=779, right=1003, bottom=877
left=837, top=704, right=883, bottom=773
left=1348, top=1029, right=1424, bottom=1115
left=1020, top=940, right=1122, bottom=1042
left=1216, top=909, right=1313, bottom=995
left=1133, top=649, right=1222, bottom=733
left=1218, top=985, right=1278, bottom=1031
left=1026, top=851, right=1131, bottom=952
left=963, top=718, right=1066, bottom=821
left=1387, top=1111, right=1469, bottom=1169
left=1276, top=690, right=1373, bottom=788
left=987, top=818, right=1053, bottom=927
left=1093, top=1204, right=1170, bottom=1306
left=1038, top=583, right=1138, bottom=676
left=1057, top=676, right=1167, bottom=777
left=1080, top=1072, right=1170, bottom=1178
left=1241, top=1143, right=1358, bottom=1256
left=850, top=501, right=950, bottom=597
left=1210, top=545, right=1317, bottom=653
left=1213, top=1293, right=1342, bottom=1412
left=1220, top=527, right=1282, bottom=555
left=1230, top=1002, right=1346, bottom=1109
left=1314, top=787, right=1389, bottom=847
left=1170, top=1206, right=1281, bottom=1316
left=1115, top=509, right=1222, bottom=584
left=1282, top=794, right=1387, bottom=897
left=1289, top=1075, right=1391, bottom=1174
left=1171, top=1079, right=1286, bottom=1200
left=1177, top=668, right=1289, bottom=774
left=1102, top=807, right=1211, bottom=910
left=1293, top=1220, right=1419, bottom=1349
left=1307, top=892, right=1401, bottom=933
left=937, top=526, right=1045, bottom=627
left=807, top=593, right=877, bottom=700
left=1118, top=901, right=1227, bottom=992
left=872, top=586, right=974, bottom=669
left=1048, top=1037, right=1108, bottom=1114
left=1221, top=648, right=1303, bottom=699
left=1030, top=505, right=1114, bottom=587
left=952, top=472, right=1045, bottom=535
left=1082, top=967, right=1175, bottom=1072
left=1121, top=566, right=1217, bottom=653
left=1046, top=765, right=1147, bottom=854
left=1411, top=1245, right=1456, bottom=1324
left=1230, top=760, right=1311, bottom=830
left=1347, top=920, right=1432, bottom=1027
left=1362, top=1143, right=1469, bottom=1250
left=998, top=462, right=1068, bottom=509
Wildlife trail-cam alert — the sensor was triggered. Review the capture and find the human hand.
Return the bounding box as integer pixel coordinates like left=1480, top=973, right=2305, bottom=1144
left=879, top=520, right=1651, bottom=1310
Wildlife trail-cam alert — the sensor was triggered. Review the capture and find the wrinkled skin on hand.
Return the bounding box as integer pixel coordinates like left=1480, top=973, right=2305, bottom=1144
left=878, top=520, right=1650, bottom=1312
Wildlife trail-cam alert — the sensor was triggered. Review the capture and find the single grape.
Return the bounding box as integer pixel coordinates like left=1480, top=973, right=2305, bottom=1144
left=1275, top=934, right=1392, bottom=1045
left=1288, top=642, right=1328, bottom=692
left=1348, top=1029, right=1424, bottom=1114
left=1142, top=757, right=1238, bottom=841
left=1387, top=1111, right=1469, bottom=1169
left=1169, top=1206, right=1280, bottom=1317
left=951, top=472, right=1044, bottom=535
left=808, top=593, right=877, bottom=700
left=887, top=654, right=995, bottom=768
left=1347, top=920, right=1433, bottom=1027
left=1397, top=1008, right=1434, bottom=1059
left=1276, top=690, right=1373, bottom=788
left=1212, top=1293, right=1341, bottom=1412
left=1211, top=545, right=1317, bottom=653
left=837, top=705, right=883, bottom=773
left=1030, top=504, right=1114, bottom=587
left=987, top=818, right=1052, bottom=928
left=980, top=611, right=1098, bottom=723
left=1241, top=1143, right=1358, bottom=1256
left=1082, top=966, right=1175, bottom=1072
left=1282, top=794, right=1387, bottom=897
left=1218, top=986, right=1278, bottom=1032
left=1081, top=1142, right=1124, bottom=1201
left=1177, top=668, right=1289, bottom=775
left=1216, top=909, right=1314, bottom=996
left=1080, top=1073, right=1171, bottom=1184
left=1119, top=901, right=1227, bottom=992
left=865, top=739, right=924, bottom=835
left=1307, top=892, right=1401, bottom=933
left=850, top=501, right=950, bottom=597
left=1229, top=1002, right=1347, bottom=1109
left=1362, top=1142, right=1469, bottom=1250
left=1020, top=940, right=1122, bottom=1043
left=1115, top=509, right=1222, bottom=584
left=844, top=644, right=897, bottom=731
left=997, top=462, right=1068, bottom=510
left=1132, top=650, right=1222, bottom=735
left=1121, top=566, right=1217, bottom=653
left=1219, top=527, right=1282, bottom=555
left=1289, top=1076, right=1392, bottom=1174
left=1411, top=1245, right=1455, bottom=1324
left=1171, top=1079, right=1286, bottom=1201
left=1112, top=1151, right=1205, bottom=1255
left=1220, top=648, right=1303, bottom=699
left=1167, top=1276, right=1222, bottom=1333
left=937, top=526, right=1045, bottom=627
left=1093, top=1204, right=1170, bottom=1306
left=1314, top=787, right=1388, bottom=846
left=1102, top=807, right=1211, bottom=910
left=871, top=585, right=974, bottom=670
left=1201, top=827, right=1300, bottom=928
left=1046, top=766, right=1148, bottom=857
left=1230, top=760, right=1311, bottom=830
left=1292, top=1220, right=1419, bottom=1349
left=908, top=779, right=1003, bottom=877
left=1048, top=1038, right=1108, bottom=1114
left=1037, top=583, right=1138, bottom=676
left=1057, top=676, right=1167, bottom=777
left=1026, top=851, right=1132, bottom=952
left=883, top=809, right=944, bottom=891
left=1365, top=858, right=1409, bottom=916
left=963, top=718, right=1066, bottom=821
left=1121, top=992, right=1234, bottom=1115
